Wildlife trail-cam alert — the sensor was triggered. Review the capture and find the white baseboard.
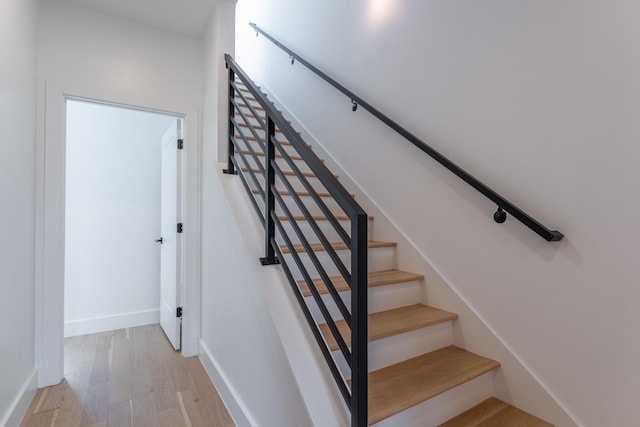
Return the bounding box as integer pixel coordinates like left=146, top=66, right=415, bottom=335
left=64, top=309, right=160, bottom=337
left=2, top=368, right=38, bottom=427
left=198, top=340, right=255, bottom=427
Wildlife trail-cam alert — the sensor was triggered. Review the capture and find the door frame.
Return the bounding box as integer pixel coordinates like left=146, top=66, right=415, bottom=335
left=35, top=82, right=202, bottom=387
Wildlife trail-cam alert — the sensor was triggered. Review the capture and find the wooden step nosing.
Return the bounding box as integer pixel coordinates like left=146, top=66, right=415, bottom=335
left=240, top=150, right=304, bottom=161
left=278, top=215, right=374, bottom=222
left=439, top=397, right=553, bottom=427
left=319, top=305, right=459, bottom=351
left=365, top=346, right=501, bottom=425
left=240, top=167, right=318, bottom=178
left=234, top=132, right=309, bottom=147
left=251, top=189, right=346, bottom=198
left=237, top=102, right=265, bottom=111
left=297, top=269, right=423, bottom=297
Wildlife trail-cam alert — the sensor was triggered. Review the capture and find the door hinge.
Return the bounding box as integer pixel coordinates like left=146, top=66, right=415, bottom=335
left=177, top=139, right=184, bottom=150
left=177, top=223, right=183, bottom=233
left=176, top=307, right=183, bottom=318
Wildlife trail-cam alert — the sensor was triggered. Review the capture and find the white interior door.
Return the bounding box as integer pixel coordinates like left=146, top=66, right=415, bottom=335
left=160, top=119, right=182, bottom=350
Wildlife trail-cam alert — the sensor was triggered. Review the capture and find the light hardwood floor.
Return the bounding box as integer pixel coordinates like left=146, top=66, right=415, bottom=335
left=21, top=324, right=235, bottom=427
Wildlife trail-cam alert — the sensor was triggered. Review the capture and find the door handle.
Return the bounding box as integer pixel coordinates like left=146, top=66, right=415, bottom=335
left=155, top=237, right=163, bottom=244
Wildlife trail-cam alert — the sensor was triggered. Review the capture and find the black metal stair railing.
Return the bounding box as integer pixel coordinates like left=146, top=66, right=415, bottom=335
left=248, top=22, right=564, bottom=243
left=224, top=54, right=369, bottom=427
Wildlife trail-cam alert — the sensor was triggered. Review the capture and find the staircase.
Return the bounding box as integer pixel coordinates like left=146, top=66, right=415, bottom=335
left=224, top=56, right=553, bottom=426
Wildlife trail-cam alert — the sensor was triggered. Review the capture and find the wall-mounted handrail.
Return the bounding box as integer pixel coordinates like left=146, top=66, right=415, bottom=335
left=249, top=22, right=564, bottom=242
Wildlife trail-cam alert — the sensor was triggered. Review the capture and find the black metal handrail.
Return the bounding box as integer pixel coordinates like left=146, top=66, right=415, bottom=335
left=249, top=22, right=564, bottom=242
left=224, top=54, right=369, bottom=427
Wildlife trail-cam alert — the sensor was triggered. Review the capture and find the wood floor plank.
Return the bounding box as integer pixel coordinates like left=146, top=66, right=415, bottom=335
left=129, top=328, right=154, bottom=398
left=82, top=380, right=110, bottom=426
left=106, top=400, right=132, bottom=427
left=34, top=381, right=66, bottom=414
left=131, top=391, right=159, bottom=427
left=176, top=391, right=194, bottom=427
left=179, top=390, right=206, bottom=427
left=153, top=379, right=180, bottom=413
left=109, top=334, right=132, bottom=404
left=19, top=389, right=44, bottom=427
left=48, top=380, right=84, bottom=427
left=21, top=325, right=235, bottom=427
left=20, top=409, right=56, bottom=427
left=158, top=407, right=187, bottom=427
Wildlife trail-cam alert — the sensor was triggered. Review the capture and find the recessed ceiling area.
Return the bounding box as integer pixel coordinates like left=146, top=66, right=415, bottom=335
left=64, top=0, right=217, bottom=37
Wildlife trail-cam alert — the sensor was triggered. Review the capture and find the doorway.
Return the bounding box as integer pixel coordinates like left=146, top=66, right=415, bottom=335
left=64, top=99, right=183, bottom=348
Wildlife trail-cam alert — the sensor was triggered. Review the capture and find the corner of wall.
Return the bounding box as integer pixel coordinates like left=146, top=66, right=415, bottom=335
left=1, top=368, right=38, bottom=427
left=198, top=340, right=254, bottom=427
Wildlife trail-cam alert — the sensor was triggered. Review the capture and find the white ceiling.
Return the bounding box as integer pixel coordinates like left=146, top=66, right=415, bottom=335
left=64, top=0, right=217, bottom=37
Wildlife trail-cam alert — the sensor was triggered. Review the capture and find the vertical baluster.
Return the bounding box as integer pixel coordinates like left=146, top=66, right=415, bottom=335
left=260, top=115, right=279, bottom=265
left=223, top=65, right=237, bottom=175
left=351, top=213, right=368, bottom=427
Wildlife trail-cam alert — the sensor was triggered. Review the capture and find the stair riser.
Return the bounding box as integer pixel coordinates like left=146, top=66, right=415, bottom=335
left=305, top=280, right=422, bottom=322
left=277, top=219, right=373, bottom=246
left=372, top=372, right=495, bottom=427
left=280, top=246, right=396, bottom=283
left=334, top=322, right=455, bottom=379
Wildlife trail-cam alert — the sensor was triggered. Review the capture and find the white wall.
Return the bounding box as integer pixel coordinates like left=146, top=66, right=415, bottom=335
left=64, top=100, right=175, bottom=337
left=37, top=0, right=203, bottom=386
left=0, top=0, right=39, bottom=425
left=235, top=1, right=640, bottom=426
left=198, top=4, right=313, bottom=425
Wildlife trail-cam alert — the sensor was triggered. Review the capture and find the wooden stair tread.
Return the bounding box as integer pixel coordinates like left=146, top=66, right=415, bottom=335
left=439, top=397, right=553, bottom=427
left=235, top=93, right=257, bottom=102
left=280, top=240, right=396, bottom=254
left=240, top=167, right=319, bottom=178
left=318, top=304, right=458, bottom=351
left=298, top=269, right=421, bottom=297
left=252, top=189, right=346, bottom=198
left=235, top=131, right=307, bottom=148
left=279, top=214, right=373, bottom=222
left=237, top=122, right=300, bottom=137
left=237, top=102, right=265, bottom=111
left=366, top=346, right=500, bottom=425
left=241, top=150, right=304, bottom=161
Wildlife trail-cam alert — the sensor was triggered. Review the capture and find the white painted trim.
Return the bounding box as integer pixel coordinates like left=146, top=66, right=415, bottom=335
left=64, top=309, right=160, bottom=338
left=1, top=368, right=38, bottom=427
left=198, top=340, right=255, bottom=427
left=35, top=82, right=202, bottom=387
left=180, top=107, right=202, bottom=358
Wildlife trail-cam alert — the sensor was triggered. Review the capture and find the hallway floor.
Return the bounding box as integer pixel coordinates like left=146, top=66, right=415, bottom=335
left=20, top=324, right=235, bottom=427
